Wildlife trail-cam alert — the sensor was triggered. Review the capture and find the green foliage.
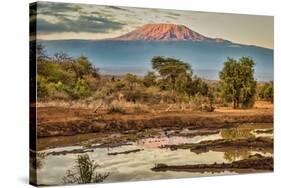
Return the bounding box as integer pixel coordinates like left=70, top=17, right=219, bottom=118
left=123, top=73, right=142, bottom=90
left=36, top=44, right=260, bottom=110
left=46, top=82, right=70, bottom=100
left=72, top=56, right=99, bottom=78
left=259, top=81, right=273, bottom=103
left=72, top=79, right=91, bottom=99
left=174, top=72, right=191, bottom=94
left=62, top=154, right=109, bottom=184
left=219, top=57, right=257, bottom=108
left=188, top=76, right=209, bottom=96
left=151, top=56, right=192, bottom=91
left=37, top=76, right=49, bottom=99
left=143, top=71, right=157, bottom=87
left=36, top=45, right=99, bottom=100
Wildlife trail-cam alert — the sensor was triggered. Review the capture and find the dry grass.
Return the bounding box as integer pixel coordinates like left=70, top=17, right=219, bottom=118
left=107, top=100, right=149, bottom=114
left=216, top=101, right=273, bottom=114
left=36, top=99, right=104, bottom=110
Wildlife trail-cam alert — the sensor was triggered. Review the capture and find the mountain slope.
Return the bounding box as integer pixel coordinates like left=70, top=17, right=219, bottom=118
left=114, top=23, right=226, bottom=42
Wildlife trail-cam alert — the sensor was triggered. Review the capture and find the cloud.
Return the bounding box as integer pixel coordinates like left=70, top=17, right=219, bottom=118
left=38, top=2, right=82, bottom=15
left=37, top=16, right=124, bottom=34
left=36, top=2, right=125, bottom=34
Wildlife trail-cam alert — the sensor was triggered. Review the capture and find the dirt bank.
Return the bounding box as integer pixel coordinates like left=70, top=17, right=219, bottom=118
left=151, top=154, right=273, bottom=173
left=162, top=137, right=273, bottom=153
left=36, top=105, right=273, bottom=137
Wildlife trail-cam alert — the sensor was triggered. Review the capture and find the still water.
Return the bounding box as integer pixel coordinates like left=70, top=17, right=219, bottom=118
left=36, top=123, right=273, bottom=185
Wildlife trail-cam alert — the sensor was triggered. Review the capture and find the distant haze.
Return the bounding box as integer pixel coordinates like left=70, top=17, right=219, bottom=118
left=42, top=40, right=273, bottom=81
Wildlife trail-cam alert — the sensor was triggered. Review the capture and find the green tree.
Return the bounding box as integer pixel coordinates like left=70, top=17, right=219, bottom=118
left=259, top=81, right=273, bottom=103
left=73, top=56, right=99, bottom=78
left=188, top=76, right=209, bottom=96
left=151, top=56, right=192, bottom=92
left=219, top=57, right=257, bottom=108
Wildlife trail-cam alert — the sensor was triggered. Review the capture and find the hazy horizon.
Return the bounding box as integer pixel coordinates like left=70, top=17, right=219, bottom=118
left=42, top=40, right=273, bottom=82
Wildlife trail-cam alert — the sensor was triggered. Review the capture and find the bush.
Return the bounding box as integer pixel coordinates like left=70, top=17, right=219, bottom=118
left=71, top=79, right=91, bottom=99
left=188, top=76, right=209, bottom=96
left=143, top=71, right=157, bottom=87
left=259, top=82, right=273, bottom=103
left=189, top=94, right=215, bottom=112
left=107, top=102, right=126, bottom=114
left=37, top=76, right=49, bottom=99
left=107, top=100, right=149, bottom=114
left=44, top=82, right=70, bottom=100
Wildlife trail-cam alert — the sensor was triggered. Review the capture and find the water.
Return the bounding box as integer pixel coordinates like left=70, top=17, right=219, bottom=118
left=36, top=123, right=273, bottom=185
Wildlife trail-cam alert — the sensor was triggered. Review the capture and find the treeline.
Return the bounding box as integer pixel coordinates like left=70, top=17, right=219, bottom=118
left=37, top=44, right=99, bottom=100
left=36, top=44, right=273, bottom=110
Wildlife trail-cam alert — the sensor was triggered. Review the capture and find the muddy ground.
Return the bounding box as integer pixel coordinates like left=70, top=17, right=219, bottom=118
left=36, top=102, right=273, bottom=138
left=151, top=154, right=273, bottom=173
left=162, top=137, right=273, bottom=153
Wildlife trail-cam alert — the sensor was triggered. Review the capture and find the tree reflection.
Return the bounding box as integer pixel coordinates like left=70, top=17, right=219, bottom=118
left=30, top=151, right=46, bottom=170
left=221, top=128, right=255, bottom=140
left=221, top=128, right=255, bottom=162
left=223, top=149, right=250, bottom=162
left=62, top=154, right=109, bottom=184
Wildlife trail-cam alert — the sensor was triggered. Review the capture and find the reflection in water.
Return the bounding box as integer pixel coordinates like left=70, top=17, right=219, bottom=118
left=37, top=123, right=273, bottom=185
left=223, top=150, right=250, bottom=162
left=30, top=151, right=46, bottom=170
left=221, top=128, right=255, bottom=140
left=62, top=154, right=109, bottom=184
left=137, top=134, right=221, bottom=149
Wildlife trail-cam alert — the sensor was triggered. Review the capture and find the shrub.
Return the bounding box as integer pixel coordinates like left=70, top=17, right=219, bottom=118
left=46, top=82, right=70, bottom=100
left=107, top=100, right=149, bottom=114
left=259, top=82, right=273, bottom=103
left=71, top=79, right=91, bottom=99
left=107, top=101, right=126, bottom=114
left=143, top=71, right=157, bottom=87
left=37, top=76, right=49, bottom=99
left=189, top=94, right=215, bottom=112
left=132, top=104, right=149, bottom=113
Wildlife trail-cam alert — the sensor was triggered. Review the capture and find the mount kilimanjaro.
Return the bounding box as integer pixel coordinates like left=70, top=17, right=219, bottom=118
left=113, top=23, right=226, bottom=42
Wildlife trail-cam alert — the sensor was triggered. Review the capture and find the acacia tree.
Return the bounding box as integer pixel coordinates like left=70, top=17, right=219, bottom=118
left=151, top=56, right=192, bottom=93
left=219, top=57, right=257, bottom=108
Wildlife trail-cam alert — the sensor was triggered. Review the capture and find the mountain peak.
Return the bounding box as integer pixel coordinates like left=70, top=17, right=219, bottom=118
left=114, top=23, right=223, bottom=42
